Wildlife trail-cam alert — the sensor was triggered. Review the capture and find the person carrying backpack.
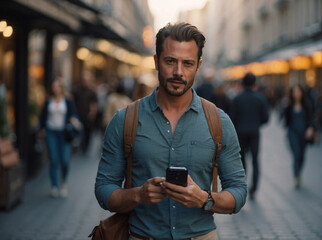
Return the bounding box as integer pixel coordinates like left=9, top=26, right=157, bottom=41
left=95, top=22, right=247, bottom=240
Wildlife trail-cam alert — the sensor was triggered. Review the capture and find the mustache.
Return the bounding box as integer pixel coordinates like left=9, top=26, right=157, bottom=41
left=166, top=77, right=187, bottom=85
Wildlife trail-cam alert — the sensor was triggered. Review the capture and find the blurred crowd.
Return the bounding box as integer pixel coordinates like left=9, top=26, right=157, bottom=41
left=195, top=69, right=322, bottom=142
left=195, top=69, right=321, bottom=194
left=1, top=64, right=321, bottom=198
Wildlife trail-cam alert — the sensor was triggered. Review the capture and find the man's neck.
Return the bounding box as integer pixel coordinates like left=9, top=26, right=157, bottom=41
left=156, top=88, right=193, bottom=112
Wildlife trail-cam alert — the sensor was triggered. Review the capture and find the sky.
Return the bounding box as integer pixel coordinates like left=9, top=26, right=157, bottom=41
left=147, top=0, right=208, bottom=32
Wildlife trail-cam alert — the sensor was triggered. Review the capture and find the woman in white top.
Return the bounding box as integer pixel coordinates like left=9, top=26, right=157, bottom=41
left=38, top=79, right=81, bottom=198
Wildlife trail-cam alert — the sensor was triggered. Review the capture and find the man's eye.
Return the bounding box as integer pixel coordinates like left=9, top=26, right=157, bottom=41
left=166, top=59, right=174, bottom=64
left=184, top=62, right=194, bottom=66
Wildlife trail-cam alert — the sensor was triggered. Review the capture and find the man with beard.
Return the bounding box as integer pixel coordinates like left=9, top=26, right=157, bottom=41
left=95, top=23, right=247, bottom=240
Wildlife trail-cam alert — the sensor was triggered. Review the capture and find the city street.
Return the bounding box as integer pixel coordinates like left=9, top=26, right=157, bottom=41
left=0, top=111, right=322, bottom=240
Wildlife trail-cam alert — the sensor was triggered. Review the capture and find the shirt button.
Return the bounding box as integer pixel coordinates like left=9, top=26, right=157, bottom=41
left=166, top=121, right=170, bottom=124
left=173, top=205, right=176, bottom=208
left=172, top=226, right=175, bottom=230
left=167, top=130, right=170, bottom=133
left=171, top=148, right=174, bottom=151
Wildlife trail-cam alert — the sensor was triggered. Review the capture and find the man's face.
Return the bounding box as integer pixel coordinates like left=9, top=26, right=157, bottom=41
left=154, top=37, right=202, bottom=97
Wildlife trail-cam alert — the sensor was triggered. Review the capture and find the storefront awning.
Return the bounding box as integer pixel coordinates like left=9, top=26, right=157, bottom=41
left=5, top=0, right=125, bottom=42
left=13, top=0, right=81, bottom=32
left=258, top=39, right=322, bottom=61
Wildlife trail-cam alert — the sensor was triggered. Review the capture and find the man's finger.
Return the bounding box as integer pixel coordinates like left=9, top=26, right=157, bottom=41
left=151, top=177, right=166, bottom=185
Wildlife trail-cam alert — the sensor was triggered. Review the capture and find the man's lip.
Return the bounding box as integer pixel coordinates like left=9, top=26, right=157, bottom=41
left=168, top=79, right=185, bottom=84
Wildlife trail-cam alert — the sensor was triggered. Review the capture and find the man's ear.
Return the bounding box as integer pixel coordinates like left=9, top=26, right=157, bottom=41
left=154, top=55, right=159, bottom=70
left=196, top=58, right=203, bottom=73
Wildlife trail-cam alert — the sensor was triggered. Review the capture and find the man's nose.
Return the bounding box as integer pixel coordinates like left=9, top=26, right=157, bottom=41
left=173, top=62, right=183, bottom=77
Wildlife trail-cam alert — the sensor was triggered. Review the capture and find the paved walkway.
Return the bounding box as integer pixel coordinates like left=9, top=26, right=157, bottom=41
left=0, top=133, right=108, bottom=240
left=0, top=112, right=321, bottom=240
left=216, top=113, right=322, bottom=240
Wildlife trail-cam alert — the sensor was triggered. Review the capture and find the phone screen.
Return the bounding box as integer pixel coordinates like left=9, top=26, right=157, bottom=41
left=166, top=167, right=188, bottom=187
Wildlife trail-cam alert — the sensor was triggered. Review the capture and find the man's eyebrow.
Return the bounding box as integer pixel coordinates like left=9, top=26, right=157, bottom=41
left=163, top=56, right=176, bottom=59
left=183, top=59, right=197, bottom=64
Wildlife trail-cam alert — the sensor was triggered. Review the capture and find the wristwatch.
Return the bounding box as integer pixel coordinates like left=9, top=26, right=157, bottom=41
left=202, top=190, right=215, bottom=211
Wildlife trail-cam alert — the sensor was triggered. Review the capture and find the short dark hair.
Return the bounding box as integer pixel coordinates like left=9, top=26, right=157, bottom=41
left=242, top=73, right=256, bottom=88
left=155, top=22, right=205, bottom=62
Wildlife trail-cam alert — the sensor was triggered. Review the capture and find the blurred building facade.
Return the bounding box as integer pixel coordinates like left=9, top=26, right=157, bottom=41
left=0, top=0, right=154, bottom=178
left=180, top=0, right=322, bottom=90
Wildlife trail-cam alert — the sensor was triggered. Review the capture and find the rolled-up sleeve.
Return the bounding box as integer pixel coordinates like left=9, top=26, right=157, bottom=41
left=95, top=109, right=126, bottom=211
left=217, top=110, right=247, bottom=213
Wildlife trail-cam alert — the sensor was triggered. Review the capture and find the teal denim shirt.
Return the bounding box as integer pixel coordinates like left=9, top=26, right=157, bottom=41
left=95, top=88, right=247, bottom=239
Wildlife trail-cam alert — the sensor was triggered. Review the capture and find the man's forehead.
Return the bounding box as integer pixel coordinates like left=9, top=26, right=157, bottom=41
left=161, top=37, right=198, bottom=58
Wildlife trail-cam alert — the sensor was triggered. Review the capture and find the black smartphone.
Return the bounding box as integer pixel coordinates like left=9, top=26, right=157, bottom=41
left=166, top=166, right=188, bottom=187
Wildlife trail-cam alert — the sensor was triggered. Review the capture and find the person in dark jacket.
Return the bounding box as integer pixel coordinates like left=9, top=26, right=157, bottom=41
left=230, top=73, right=269, bottom=199
left=195, top=68, right=215, bottom=102
left=72, top=71, right=98, bottom=155
left=282, top=84, right=314, bottom=188
left=38, top=79, right=82, bottom=198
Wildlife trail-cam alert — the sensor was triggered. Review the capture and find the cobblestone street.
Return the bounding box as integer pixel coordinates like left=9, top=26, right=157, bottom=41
left=0, top=112, right=321, bottom=240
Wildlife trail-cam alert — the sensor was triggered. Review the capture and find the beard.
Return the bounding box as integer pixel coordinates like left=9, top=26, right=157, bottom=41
left=158, top=71, right=194, bottom=97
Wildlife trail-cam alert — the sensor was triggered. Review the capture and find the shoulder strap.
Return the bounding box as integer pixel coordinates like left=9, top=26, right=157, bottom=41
left=123, top=99, right=140, bottom=189
left=200, top=98, right=222, bottom=192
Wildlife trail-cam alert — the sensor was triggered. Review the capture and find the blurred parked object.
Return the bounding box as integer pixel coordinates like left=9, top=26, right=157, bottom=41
left=0, top=137, right=24, bottom=211
left=0, top=81, right=10, bottom=138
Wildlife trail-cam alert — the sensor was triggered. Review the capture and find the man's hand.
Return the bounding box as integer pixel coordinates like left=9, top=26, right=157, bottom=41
left=163, top=175, right=208, bottom=208
left=108, top=177, right=167, bottom=213
left=138, top=177, right=167, bottom=204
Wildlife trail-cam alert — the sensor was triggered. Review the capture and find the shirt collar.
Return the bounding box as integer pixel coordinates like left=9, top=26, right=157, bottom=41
left=149, top=87, right=201, bottom=113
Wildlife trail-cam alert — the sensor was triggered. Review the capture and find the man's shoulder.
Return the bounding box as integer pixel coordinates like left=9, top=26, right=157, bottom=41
left=217, top=107, right=232, bottom=124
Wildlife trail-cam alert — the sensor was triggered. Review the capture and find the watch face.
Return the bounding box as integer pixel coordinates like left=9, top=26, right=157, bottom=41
left=204, top=200, right=213, bottom=211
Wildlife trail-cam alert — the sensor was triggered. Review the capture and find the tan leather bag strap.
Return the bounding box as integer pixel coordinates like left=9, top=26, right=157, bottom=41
left=201, top=98, right=222, bottom=192
left=123, top=99, right=140, bottom=189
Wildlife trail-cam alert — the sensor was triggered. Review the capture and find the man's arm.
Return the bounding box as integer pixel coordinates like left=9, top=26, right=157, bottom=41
left=95, top=110, right=167, bottom=213
left=108, top=177, right=166, bottom=213
left=216, top=111, right=247, bottom=213
left=163, top=111, right=247, bottom=214
left=163, top=175, right=236, bottom=214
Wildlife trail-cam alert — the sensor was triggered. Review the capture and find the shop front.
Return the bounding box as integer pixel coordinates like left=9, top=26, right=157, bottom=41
left=0, top=0, right=149, bottom=179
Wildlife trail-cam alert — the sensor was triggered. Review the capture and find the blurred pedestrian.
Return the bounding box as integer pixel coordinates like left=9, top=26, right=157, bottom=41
left=95, top=79, right=108, bottom=133
left=132, top=73, right=156, bottom=100
left=213, top=83, right=231, bottom=113
left=282, top=84, right=314, bottom=188
left=195, top=68, right=215, bottom=102
left=103, top=82, right=132, bottom=127
left=38, top=79, right=81, bottom=198
left=95, top=22, right=246, bottom=239
left=316, top=91, right=322, bottom=142
left=230, top=73, right=269, bottom=199
left=72, top=71, right=98, bottom=155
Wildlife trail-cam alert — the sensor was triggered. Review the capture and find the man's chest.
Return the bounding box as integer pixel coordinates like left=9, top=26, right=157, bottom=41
left=131, top=113, right=215, bottom=181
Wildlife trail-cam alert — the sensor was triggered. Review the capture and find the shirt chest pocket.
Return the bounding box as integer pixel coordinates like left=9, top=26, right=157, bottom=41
left=188, top=140, right=214, bottom=171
